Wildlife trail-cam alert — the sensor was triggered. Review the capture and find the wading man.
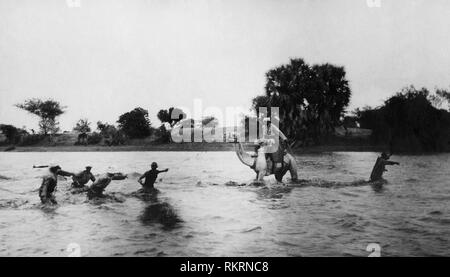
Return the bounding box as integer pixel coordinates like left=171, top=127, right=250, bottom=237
left=72, top=166, right=96, bottom=190
left=369, top=152, right=400, bottom=182
left=87, top=172, right=127, bottom=199
left=138, top=162, right=169, bottom=192
left=39, top=165, right=74, bottom=205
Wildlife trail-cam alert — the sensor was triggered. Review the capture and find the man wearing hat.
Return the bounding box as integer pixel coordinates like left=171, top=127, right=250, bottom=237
left=369, top=152, right=400, bottom=182
left=71, top=166, right=96, bottom=190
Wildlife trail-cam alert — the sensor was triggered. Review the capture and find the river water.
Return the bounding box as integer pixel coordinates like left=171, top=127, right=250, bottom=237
left=0, top=151, right=449, bottom=256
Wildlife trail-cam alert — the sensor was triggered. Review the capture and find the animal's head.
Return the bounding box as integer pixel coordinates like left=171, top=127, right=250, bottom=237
left=255, top=139, right=276, bottom=152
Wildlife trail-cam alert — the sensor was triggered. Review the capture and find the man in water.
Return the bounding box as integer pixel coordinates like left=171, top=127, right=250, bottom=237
left=369, top=152, right=400, bottom=182
left=87, top=172, right=127, bottom=199
left=39, top=165, right=74, bottom=204
left=72, top=166, right=96, bottom=190
left=252, top=138, right=288, bottom=178
left=138, top=162, right=169, bottom=192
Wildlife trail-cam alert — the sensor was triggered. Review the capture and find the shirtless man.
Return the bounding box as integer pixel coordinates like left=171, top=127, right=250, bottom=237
left=39, top=165, right=74, bottom=204
left=369, top=152, right=400, bottom=182
left=72, top=166, right=96, bottom=189
left=87, top=172, right=127, bottom=199
left=138, top=162, right=169, bottom=192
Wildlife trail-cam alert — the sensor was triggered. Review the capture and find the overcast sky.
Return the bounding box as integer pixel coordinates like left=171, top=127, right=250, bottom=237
left=1, top=0, right=450, bottom=131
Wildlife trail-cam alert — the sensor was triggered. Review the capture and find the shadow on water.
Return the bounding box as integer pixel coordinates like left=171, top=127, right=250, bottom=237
left=288, top=178, right=387, bottom=191
left=222, top=178, right=388, bottom=199
left=255, top=185, right=293, bottom=200
left=221, top=180, right=293, bottom=200
left=29, top=202, right=60, bottom=217
left=85, top=193, right=126, bottom=204
left=133, top=189, right=183, bottom=231
left=0, top=199, right=29, bottom=209
left=140, top=202, right=182, bottom=230
left=129, top=189, right=160, bottom=202
left=0, top=175, right=11, bottom=180
left=370, top=181, right=388, bottom=193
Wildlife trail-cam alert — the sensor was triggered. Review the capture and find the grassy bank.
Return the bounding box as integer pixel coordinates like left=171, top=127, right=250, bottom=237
left=0, top=126, right=392, bottom=153
left=1, top=142, right=387, bottom=153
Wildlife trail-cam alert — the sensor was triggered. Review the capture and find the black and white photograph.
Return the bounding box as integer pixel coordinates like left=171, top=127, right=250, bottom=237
left=0, top=0, right=449, bottom=261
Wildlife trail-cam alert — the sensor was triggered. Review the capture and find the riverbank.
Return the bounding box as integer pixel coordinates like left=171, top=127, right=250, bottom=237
left=0, top=143, right=387, bottom=153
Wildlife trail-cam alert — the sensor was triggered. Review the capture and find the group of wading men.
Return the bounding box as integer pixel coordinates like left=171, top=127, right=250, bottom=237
left=37, top=163, right=169, bottom=205
left=36, top=149, right=398, bottom=205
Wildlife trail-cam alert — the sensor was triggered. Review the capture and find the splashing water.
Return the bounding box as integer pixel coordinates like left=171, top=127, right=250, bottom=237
left=0, top=151, right=449, bottom=256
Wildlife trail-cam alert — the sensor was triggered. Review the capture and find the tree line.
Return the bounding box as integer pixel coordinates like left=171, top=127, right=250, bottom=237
left=0, top=99, right=189, bottom=146
left=354, top=86, right=450, bottom=152
left=1, top=57, right=450, bottom=152
left=245, top=58, right=450, bottom=152
left=248, top=58, right=351, bottom=146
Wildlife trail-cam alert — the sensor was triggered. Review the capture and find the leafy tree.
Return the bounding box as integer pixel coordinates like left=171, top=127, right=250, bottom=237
left=355, top=106, right=388, bottom=143
left=97, top=121, right=117, bottom=136
left=0, top=124, right=28, bottom=144
left=40, top=118, right=60, bottom=135
left=15, top=99, right=65, bottom=135
left=356, top=86, right=450, bottom=152
left=73, top=119, right=91, bottom=134
left=73, top=119, right=91, bottom=145
left=157, top=107, right=186, bottom=127
left=342, top=116, right=359, bottom=128
left=312, top=63, right=351, bottom=128
left=117, top=107, right=152, bottom=139
left=430, top=88, right=450, bottom=111
left=436, top=89, right=450, bottom=103
left=156, top=107, right=188, bottom=143
left=86, top=132, right=103, bottom=145
left=96, top=121, right=126, bottom=146
left=252, top=58, right=351, bottom=145
left=154, top=125, right=171, bottom=143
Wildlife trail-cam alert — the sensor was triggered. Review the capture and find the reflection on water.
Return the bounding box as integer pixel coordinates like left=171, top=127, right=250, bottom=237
left=140, top=202, right=182, bottom=230
left=0, top=151, right=449, bottom=256
left=370, top=181, right=387, bottom=193
left=0, top=174, right=11, bottom=180
left=132, top=188, right=182, bottom=230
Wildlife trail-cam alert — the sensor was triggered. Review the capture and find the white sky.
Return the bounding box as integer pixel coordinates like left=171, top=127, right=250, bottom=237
left=1, top=0, right=450, bottom=131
